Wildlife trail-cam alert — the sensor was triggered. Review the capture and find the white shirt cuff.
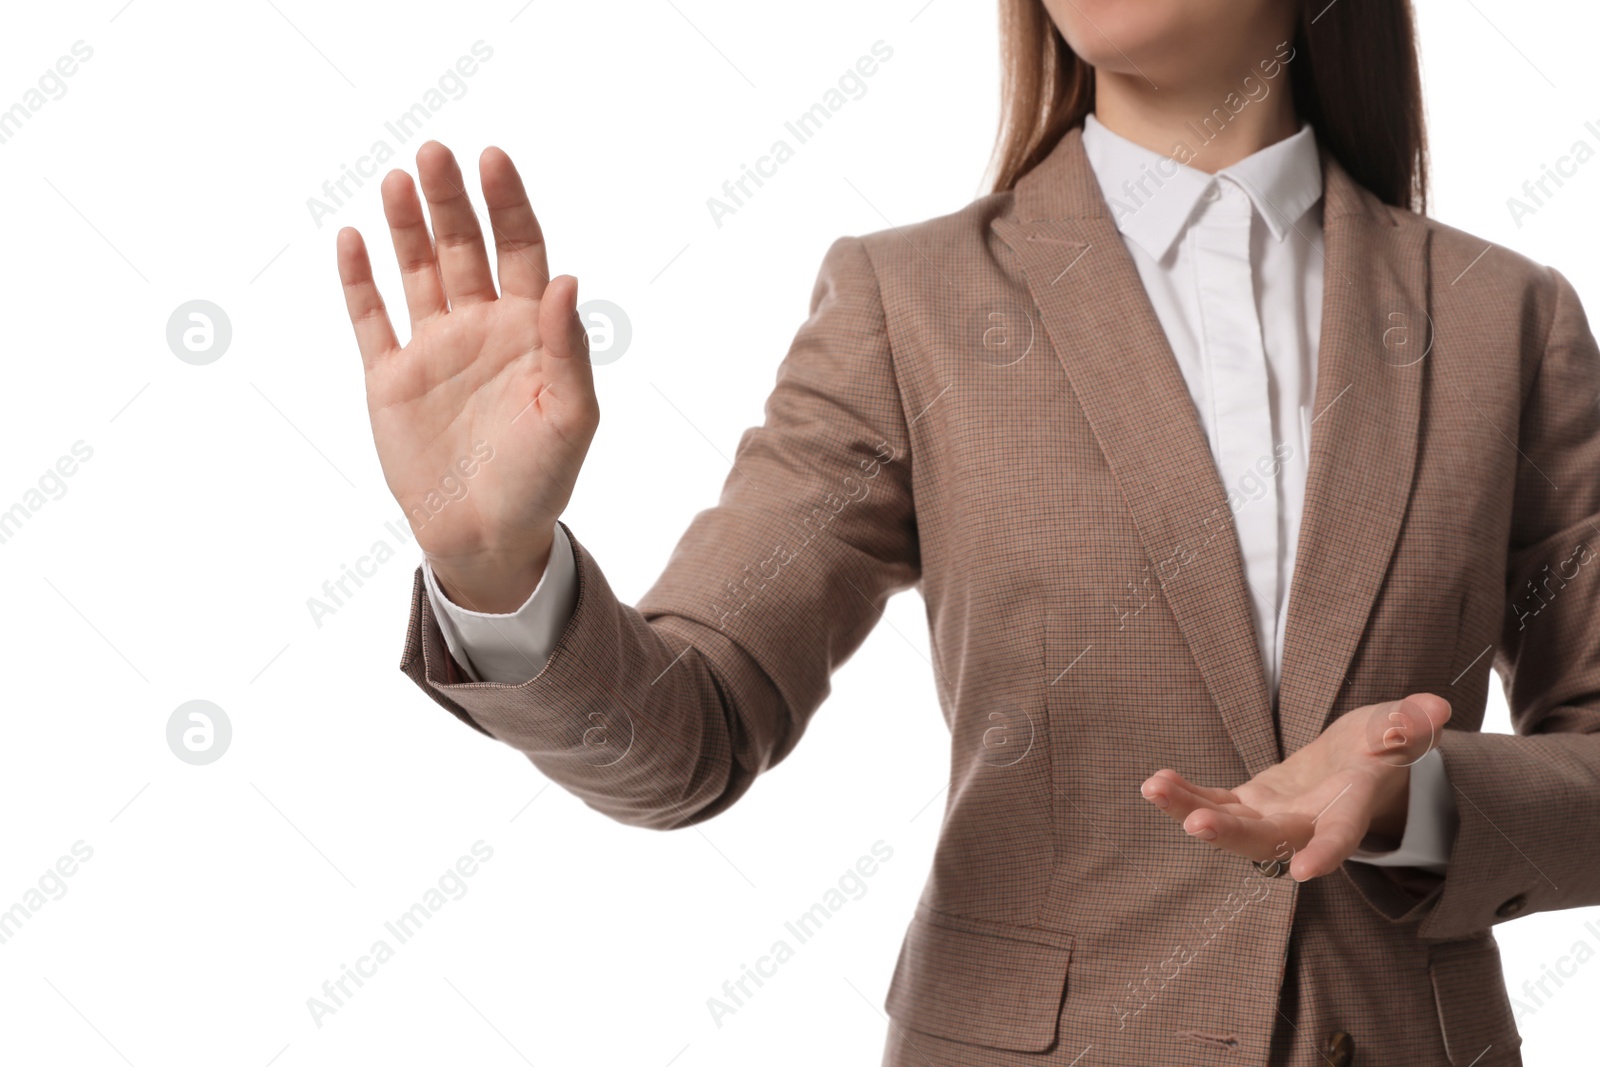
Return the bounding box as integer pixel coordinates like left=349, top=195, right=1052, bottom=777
left=1347, top=746, right=1456, bottom=875
left=420, top=523, right=579, bottom=684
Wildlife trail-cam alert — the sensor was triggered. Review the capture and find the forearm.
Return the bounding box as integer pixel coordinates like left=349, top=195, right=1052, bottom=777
left=402, top=523, right=793, bottom=830
left=1418, top=722, right=1600, bottom=939
left=1409, top=264, right=1600, bottom=940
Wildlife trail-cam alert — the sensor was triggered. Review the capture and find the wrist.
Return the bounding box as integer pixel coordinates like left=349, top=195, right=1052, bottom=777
left=1364, top=765, right=1411, bottom=844
left=426, top=528, right=555, bottom=614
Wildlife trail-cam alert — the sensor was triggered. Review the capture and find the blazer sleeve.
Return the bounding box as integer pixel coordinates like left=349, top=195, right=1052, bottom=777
left=397, top=236, right=920, bottom=829
left=1415, top=266, right=1600, bottom=940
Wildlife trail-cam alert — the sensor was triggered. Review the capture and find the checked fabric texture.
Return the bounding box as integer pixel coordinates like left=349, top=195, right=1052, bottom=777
left=400, top=127, right=1600, bottom=1067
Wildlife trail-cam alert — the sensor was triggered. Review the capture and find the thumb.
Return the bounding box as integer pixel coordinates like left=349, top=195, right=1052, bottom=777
left=537, top=274, right=596, bottom=391
left=1362, top=692, right=1452, bottom=768
left=539, top=275, right=585, bottom=358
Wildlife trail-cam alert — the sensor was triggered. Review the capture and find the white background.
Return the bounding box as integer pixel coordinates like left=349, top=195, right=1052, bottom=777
left=0, top=1, right=1596, bottom=1064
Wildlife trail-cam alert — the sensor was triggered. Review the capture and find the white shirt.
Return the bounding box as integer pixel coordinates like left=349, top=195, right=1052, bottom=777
left=421, top=113, right=1454, bottom=874
left=1083, top=112, right=1321, bottom=694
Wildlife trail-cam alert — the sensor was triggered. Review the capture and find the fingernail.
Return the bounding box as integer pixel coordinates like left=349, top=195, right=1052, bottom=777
left=1189, top=826, right=1216, bottom=840
left=1145, top=791, right=1170, bottom=809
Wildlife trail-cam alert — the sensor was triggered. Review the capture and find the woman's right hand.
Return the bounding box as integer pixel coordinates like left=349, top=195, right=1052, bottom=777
left=336, top=142, right=598, bottom=614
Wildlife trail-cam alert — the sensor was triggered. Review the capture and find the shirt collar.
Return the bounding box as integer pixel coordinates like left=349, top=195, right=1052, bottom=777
left=1080, top=112, right=1322, bottom=262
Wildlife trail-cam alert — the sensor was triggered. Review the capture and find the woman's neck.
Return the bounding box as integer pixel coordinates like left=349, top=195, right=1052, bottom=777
left=1092, top=59, right=1302, bottom=173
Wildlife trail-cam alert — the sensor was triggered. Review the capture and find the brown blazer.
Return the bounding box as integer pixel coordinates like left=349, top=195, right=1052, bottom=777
left=400, top=126, right=1600, bottom=1067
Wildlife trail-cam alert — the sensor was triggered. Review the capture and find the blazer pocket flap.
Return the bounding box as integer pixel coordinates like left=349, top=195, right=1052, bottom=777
left=885, top=906, right=1074, bottom=1052
left=1429, top=935, right=1521, bottom=1065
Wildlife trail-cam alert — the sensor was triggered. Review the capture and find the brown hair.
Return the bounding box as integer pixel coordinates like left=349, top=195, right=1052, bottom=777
left=989, top=0, right=1429, bottom=213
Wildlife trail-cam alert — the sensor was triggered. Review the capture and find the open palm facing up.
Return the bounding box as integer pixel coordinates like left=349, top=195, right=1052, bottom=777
left=1140, top=693, right=1454, bottom=881
left=335, top=141, right=597, bottom=613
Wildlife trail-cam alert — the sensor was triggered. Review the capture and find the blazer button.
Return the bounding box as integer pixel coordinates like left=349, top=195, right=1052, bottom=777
left=1496, top=893, right=1528, bottom=918
left=1255, top=858, right=1287, bottom=878
left=1323, top=1030, right=1355, bottom=1067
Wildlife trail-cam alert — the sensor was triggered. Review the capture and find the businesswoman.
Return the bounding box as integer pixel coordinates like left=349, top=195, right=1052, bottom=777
left=334, top=0, right=1600, bottom=1063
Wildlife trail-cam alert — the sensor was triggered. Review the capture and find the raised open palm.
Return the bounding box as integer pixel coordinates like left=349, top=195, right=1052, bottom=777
left=336, top=141, right=598, bottom=612
left=1140, top=694, right=1453, bottom=880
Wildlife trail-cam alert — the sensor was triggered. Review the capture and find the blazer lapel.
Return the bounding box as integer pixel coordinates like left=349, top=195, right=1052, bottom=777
left=1276, top=153, right=1431, bottom=755
left=992, top=128, right=1281, bottom=778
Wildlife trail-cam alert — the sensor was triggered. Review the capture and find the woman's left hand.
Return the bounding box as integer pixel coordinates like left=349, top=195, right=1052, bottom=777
left=1139, top=693, right=1453, bottom=881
